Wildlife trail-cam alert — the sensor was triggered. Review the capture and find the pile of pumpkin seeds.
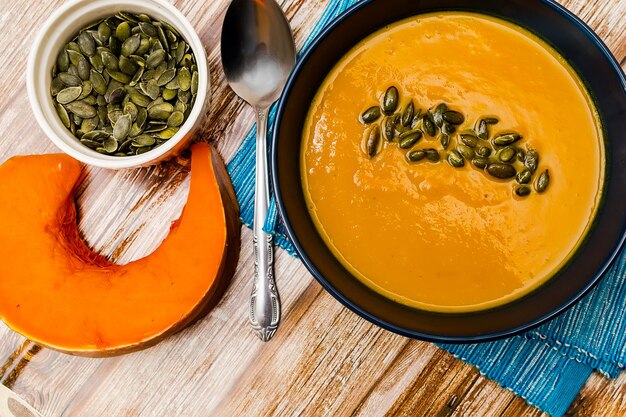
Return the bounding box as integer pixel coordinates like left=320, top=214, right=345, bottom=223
left=50, top=11, right=199, bottom=156
left=360, top=86, right=550, bottom=197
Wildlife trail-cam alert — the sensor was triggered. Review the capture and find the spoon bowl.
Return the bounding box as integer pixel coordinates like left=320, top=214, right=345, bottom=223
left=222, top=0, right=296, bottom=108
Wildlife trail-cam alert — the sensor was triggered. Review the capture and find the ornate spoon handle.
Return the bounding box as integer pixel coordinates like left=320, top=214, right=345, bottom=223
left=249, top=108, right=281, bottom=341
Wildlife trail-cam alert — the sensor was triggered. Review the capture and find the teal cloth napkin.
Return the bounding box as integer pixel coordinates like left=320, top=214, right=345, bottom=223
left=226, top=1, right=625, bottom=415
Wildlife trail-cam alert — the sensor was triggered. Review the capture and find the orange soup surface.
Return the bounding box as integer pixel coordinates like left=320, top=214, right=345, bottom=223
left=301, top=12, right=604, bottom=312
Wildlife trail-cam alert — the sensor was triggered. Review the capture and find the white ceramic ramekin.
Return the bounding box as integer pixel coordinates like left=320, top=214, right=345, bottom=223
left=27, top=0, right=210, bottom=169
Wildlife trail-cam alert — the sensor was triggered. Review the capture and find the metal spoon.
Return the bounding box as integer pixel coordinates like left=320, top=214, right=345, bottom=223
left=221, top=0, right=296, bottom=341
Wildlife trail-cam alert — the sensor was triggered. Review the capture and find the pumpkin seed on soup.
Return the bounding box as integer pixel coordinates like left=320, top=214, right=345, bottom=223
left=366, top=125, right=381, bottom=157
left=382, top=86, right=399, bottom=114
left=361, top=106, right=381, bottom=124
left=535, top=169, right=550, bottom=193
left=49, top=11, right=198, bottom=156
left=398, top=130, right=422, bottom=149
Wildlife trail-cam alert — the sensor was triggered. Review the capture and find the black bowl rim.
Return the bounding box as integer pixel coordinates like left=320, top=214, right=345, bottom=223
left=271, top=0, right=626, bottom=342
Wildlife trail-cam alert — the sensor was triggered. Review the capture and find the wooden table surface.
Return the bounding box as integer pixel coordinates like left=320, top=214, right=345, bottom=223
left=0, top=0, right=624, bottom=416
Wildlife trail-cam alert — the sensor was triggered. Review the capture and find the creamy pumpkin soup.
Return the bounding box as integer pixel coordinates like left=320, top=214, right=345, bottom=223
left=301, top=12, right=604, bottom=312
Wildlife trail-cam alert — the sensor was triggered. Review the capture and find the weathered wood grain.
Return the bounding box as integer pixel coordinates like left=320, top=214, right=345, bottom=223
left=0, top=0, right=624, bottom=416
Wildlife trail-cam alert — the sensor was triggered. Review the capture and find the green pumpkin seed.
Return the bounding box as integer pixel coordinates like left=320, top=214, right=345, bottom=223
left=116, top=22, right=131, bottom=41
left=144, top=124, right=167, bottom=134
left=167, top=111, right=184, bottom=127
left=67, top=64, right=80, bottom=78
left=89, top=54, right=104, bottom=72
left=442, top=110, right=464, bottom=125
left=102, top=137, right=118, bottom=153
left=433, top=103, right=447, bottom=127
left=516, top=169, right=532, bottom=184
left=78, top=31, right=96, bottom=56
left=477, top=146, right=492, bottom=157
left=56, top=104, right=71, bottom=128
left=178, top=90, right=192, bottom=104
left=174, top=40, right=186, bottom=63
left=139, top=80, right=160, bottom=100
left=191, top=71, right=198, bottom=95
left=108, top=87, right=125, bottom=104
left=178, top=67, right=191, bottom=91
left=156, top=68, right=176, bottom=86
left=422, top=115, right=436, bottom=137
left=139, top=22, right=158, bottom=37
left=147, top=97, right=164, bottom=109
left=441, top=122, right=456, bottom=135
left=57, top=49, right=70, bottom=72
left=121, top=34, right=141, bottom=56
left=118, top=56, right=137, bottom=75
left=165, top=76, right=179, bottom=90
left=77, top=57, right=91, bottom=80
left=108, top=109, right=123, bottom=125
left=129, top=66, right=144, bottom=86
left=472, top=157, right=489, bottom=169
left=440, top=133, right=450, bottom=150
left=51, top=77, right=65, bottom=96
left=146, top=49, right=167, bottom=68
left=483, top=117, right=499, bottom=125
left=516, top=149, right=526, bottom=162
left=148, top=102, right=174, bottom=120
left=524, top=149, right=539, bottom=173
left=123, top=102, right=138, bottom=120
left=82, top=129, right=109, bottom=141
left=460, top=134, right=478, bottom=148
left=106, top=69, right=131, bottom=84
left=360, top=106, right=380, bottom=124
left=486, top=163, right=516, bottom=179
left=382, top=86, right=399, bottom=114
left=477, top=119, right=489, bottom=139
left=365, top=125, right=381, bottom=157
left=398, top=131, right=422, bottom=149
left=384, top=115, right=398, bottom=141
left=67, top=50, right=84, bottom=67
left=80, top=139, right=102, bottom=149
left=66, top=101, right=97, bottom=118
left=407, top=150, right=426, bottom=162
left=81, top=116, right=99, bottom=133
left=515, top=186, right=531, bottom=197
left=134, top=146, right=152, bottom=155
left=78, top=81, right=94, bottom=100
left=113, top=113, right=132, bottom=140
left=401, top=101, right=414, bottom=127
left=118, top=138, right=133, bottom=152
left=162, top=88, right=177, bottom=101
left=101, top=50, right=119, bottom=71
left=59, top=72, right=83, bottom=87
left=157, top=25, right=169, bottom=51
left=499, top=147, right=516, bottom=162
left=56, top=86, right=82, bottom=104
left=128, top=122, right=143, bottom=137
left=127, top=91, right=150, bottom=107
left=424, top=148, right=440, bottom=162
left=447, top=151, right=464, bottom=167
left=98, top=22, right=111, bottom=43
left=131, top=134, right=156, bottom=147
left=457, top=144, right=475, bottom=160
left=535, top=169, right=550, bottom=193
left=493, top=132, right=522, bottom=146
left=155, top=126, right=179, bottom=139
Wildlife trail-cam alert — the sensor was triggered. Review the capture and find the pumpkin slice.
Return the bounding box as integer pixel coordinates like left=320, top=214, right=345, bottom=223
left=0, top=143, right=240, bottom=356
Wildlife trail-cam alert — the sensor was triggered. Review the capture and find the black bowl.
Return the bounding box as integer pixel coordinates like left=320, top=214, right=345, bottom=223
left=271, top=0, right=626, bottom=342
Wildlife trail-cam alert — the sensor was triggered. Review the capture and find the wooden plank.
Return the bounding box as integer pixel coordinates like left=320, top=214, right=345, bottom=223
left=0, top=0, right=623, bottom=416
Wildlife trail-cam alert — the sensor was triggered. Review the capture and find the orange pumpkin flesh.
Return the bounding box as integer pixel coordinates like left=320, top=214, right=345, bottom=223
left=0, top=143, right=240, bottom=356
